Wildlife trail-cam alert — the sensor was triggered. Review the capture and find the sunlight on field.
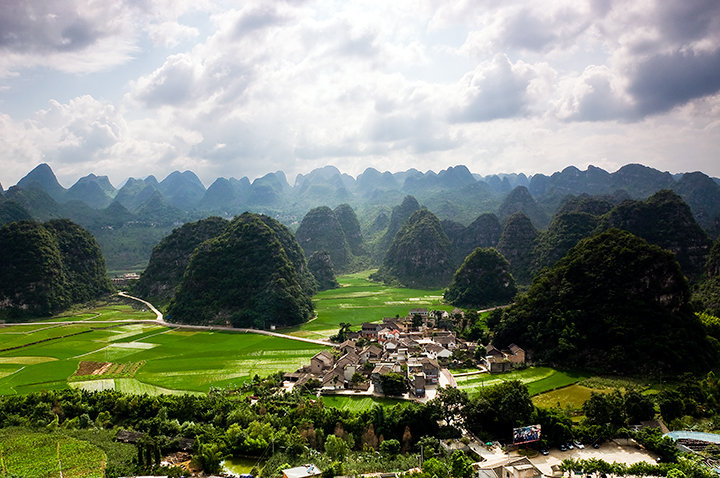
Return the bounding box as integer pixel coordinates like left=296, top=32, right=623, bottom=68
left=0, top=356, right=58, bottom=365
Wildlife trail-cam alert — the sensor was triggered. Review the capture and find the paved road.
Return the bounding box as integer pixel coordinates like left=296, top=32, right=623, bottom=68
left=118, top=292, right=336, bottom=347
left=1, top=292, right=335, bottom=348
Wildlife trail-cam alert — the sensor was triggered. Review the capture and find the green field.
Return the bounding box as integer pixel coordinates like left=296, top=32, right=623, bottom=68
left=532, top=383, right=610, bottom=410
left=287, top=270, right=452, bottom=339
left=454, top=367, right=589, bottom=397
left=0, top=305, right=326, bottom=395
left=0, top=428, right=106, bottom=477
left=319, top=394, right=408, bottom=411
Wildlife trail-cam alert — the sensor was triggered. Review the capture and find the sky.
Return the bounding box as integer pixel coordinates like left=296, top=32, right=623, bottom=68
left=1, top=0, right=719, bottom=189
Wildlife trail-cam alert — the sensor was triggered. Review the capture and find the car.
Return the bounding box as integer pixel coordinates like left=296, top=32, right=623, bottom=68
left=560, top=444, right=567, bottom=451
left=593, top=442, right=600, bottom=449
left=566, top=443, right=574, bottom=450
left=540, top=449, right=549, bottom=456
left=573, top=440, right=584, bottom=449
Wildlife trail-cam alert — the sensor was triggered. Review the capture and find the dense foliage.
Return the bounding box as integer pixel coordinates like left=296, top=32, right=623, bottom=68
left=497, top=186, right=548, bottom=229
left=497, top=212, right=538, bottom=285
left=444, top=248, right=517, bottom=308
left=167, top=212, right=314, bottom=328
left=492, top=228, right=718, bottom=374
left=334, top=203, right=365, bottom=256
left=134, top=217, right=230, bottom=304
left=531, top=212, right=599, bottom=275
left=0, top=219, right=111, bottom=318
left=374, top=195, right=421, bottom=260
left=598, top=190, right=711, bottom=278
left=444, top=213, right=502, bottom=267
left=373, top=208, right=454, bottom=288
left=308, top=251, right=339, bottom=291
left=295, top=206, right=353, bottom=272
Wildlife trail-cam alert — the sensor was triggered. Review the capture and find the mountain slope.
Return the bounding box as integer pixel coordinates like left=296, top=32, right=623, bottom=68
left=167, top=212, right=314, bottom=327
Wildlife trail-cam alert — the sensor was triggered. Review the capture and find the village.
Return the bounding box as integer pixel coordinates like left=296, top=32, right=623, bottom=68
left=283, top=308, right=526, bottom=400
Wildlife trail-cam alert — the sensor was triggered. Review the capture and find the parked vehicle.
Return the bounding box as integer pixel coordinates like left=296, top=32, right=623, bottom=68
left=560, top=444, right=567, bottom=451
left=573, top=440, right=584, bottom=449
left=541, top=449, right=549, bottom=456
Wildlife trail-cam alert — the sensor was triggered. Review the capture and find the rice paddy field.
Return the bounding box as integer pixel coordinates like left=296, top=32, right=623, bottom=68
left=0, top=275, right=598, bottom=407
left=287, top=270, right=453, bottom=340
left=453, top=367, right=590, bottom=397
left=0, top=305, right=326, bottom=395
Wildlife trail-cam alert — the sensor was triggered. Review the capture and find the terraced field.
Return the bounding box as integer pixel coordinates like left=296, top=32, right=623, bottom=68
left=287, top=270, right=453, bottom=340
left=0, top=306, right=326, bottom=395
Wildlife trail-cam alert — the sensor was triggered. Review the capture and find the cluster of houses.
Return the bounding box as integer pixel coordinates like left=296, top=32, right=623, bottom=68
left=284, top=308, right=526, bottom=398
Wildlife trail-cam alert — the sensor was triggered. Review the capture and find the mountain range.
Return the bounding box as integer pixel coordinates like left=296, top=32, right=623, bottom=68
left=3, top=162, right=720, bottom=271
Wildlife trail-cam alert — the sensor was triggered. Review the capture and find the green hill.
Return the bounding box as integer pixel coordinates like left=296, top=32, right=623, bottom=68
left=134, top=217, right=230, bottom=305
left=444, top=248, right=516, bottom=308
left=598, top=190, right=711, bottom=278
left=531, top=212, right=600, bottom=275
left=497, top=212, right=538, bottom=285
left=372, top=208, right=454, bottom=289
left=0, top=219, right=111, bottom=318
left=492, top=228, right=717, bottom=374
left=167, top=212, right=314, bottom=327
left=308, top=250, right=339, bottom=291
left=295, top=206, right=351, bottom=272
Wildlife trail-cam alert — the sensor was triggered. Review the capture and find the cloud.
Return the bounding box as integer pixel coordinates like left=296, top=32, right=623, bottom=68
left=450, top=55, right=551, bottom=122
left=147, top=21, right=199, bottom=48
left=132, top=54, right=202, bottom=107
left=629, top=48, right=720, bottom=117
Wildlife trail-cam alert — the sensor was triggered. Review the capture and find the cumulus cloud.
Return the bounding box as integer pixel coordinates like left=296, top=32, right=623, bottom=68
left=2, top=0, right=720, bottom=186
left=450, top=55, right=552, bottom=122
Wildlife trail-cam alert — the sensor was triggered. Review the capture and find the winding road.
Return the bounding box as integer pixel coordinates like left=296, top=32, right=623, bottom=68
left=1, top=292, right=335, bottom=348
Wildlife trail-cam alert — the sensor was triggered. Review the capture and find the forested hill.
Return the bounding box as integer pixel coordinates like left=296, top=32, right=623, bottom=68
left=490, top=228, right=718, bottom=374
left=157, top=212, right=315, bottom=328
left=0, top=219, right=112, bottom=318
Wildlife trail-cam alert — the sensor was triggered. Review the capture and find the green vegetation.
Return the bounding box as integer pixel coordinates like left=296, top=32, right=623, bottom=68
left=373, top=208, right=454, bottom=289
left=0, top=305, right=325, bottom=395
left=319, top=395, right=406, bottom=411
left=598, top=189, right=711, bottom=278
left=308, top=251, right=339, bottom=291
left=496, top=212, right=538, bottom=285
left=492, top=228, right=718, bottom=374
left=289, top=270, right=450, bottom=339
left=295, top=206, right=352, bottom=272
left=0, top=219, right=111, bottom=319
left=133, top=216, right=229, bottom=305
left=453, top=367, right=588, bottom=397
left=168, top=212, right=314, bottom=328
left=0, top=427, right=107, bottom=477
left=444, top=248, right=516, bottom=308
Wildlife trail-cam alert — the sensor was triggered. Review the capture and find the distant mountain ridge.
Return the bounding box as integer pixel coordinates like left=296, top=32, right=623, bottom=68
left=5, top=162, right=720, bottom=271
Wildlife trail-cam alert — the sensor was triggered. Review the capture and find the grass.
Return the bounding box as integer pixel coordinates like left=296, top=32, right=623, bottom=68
left=0, top=307, right=327, bottom=395
left=286, top=270, right=453, bottom=339
left=0, top=427, right=106, bottom=477
left=319, top=395, right=408, bottom=411
left=454, top=367, right=590, bottom=397
left=532, top=383, right=612, bottom=410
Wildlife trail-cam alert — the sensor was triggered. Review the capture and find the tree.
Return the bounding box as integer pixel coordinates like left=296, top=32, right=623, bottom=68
left=324, top=434, right=349, bottom=460
left=431, top=386, right=469, bottom=428
left=379, top=438, right=400, bottom=456
left=422, top=457, right=449, bottom=478
left=450, top=451, right=474, bottom=478
left=380, top=372, right=407, bottom=396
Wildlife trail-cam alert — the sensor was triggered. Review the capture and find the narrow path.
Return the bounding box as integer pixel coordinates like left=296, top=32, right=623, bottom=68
left=1, top=293, right=336, bottom=348
left=118, top=292, right=336, bottom=347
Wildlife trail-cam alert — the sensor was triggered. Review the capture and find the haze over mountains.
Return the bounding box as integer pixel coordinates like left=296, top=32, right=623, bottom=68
left=2, top=162, right=720, bottom=272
